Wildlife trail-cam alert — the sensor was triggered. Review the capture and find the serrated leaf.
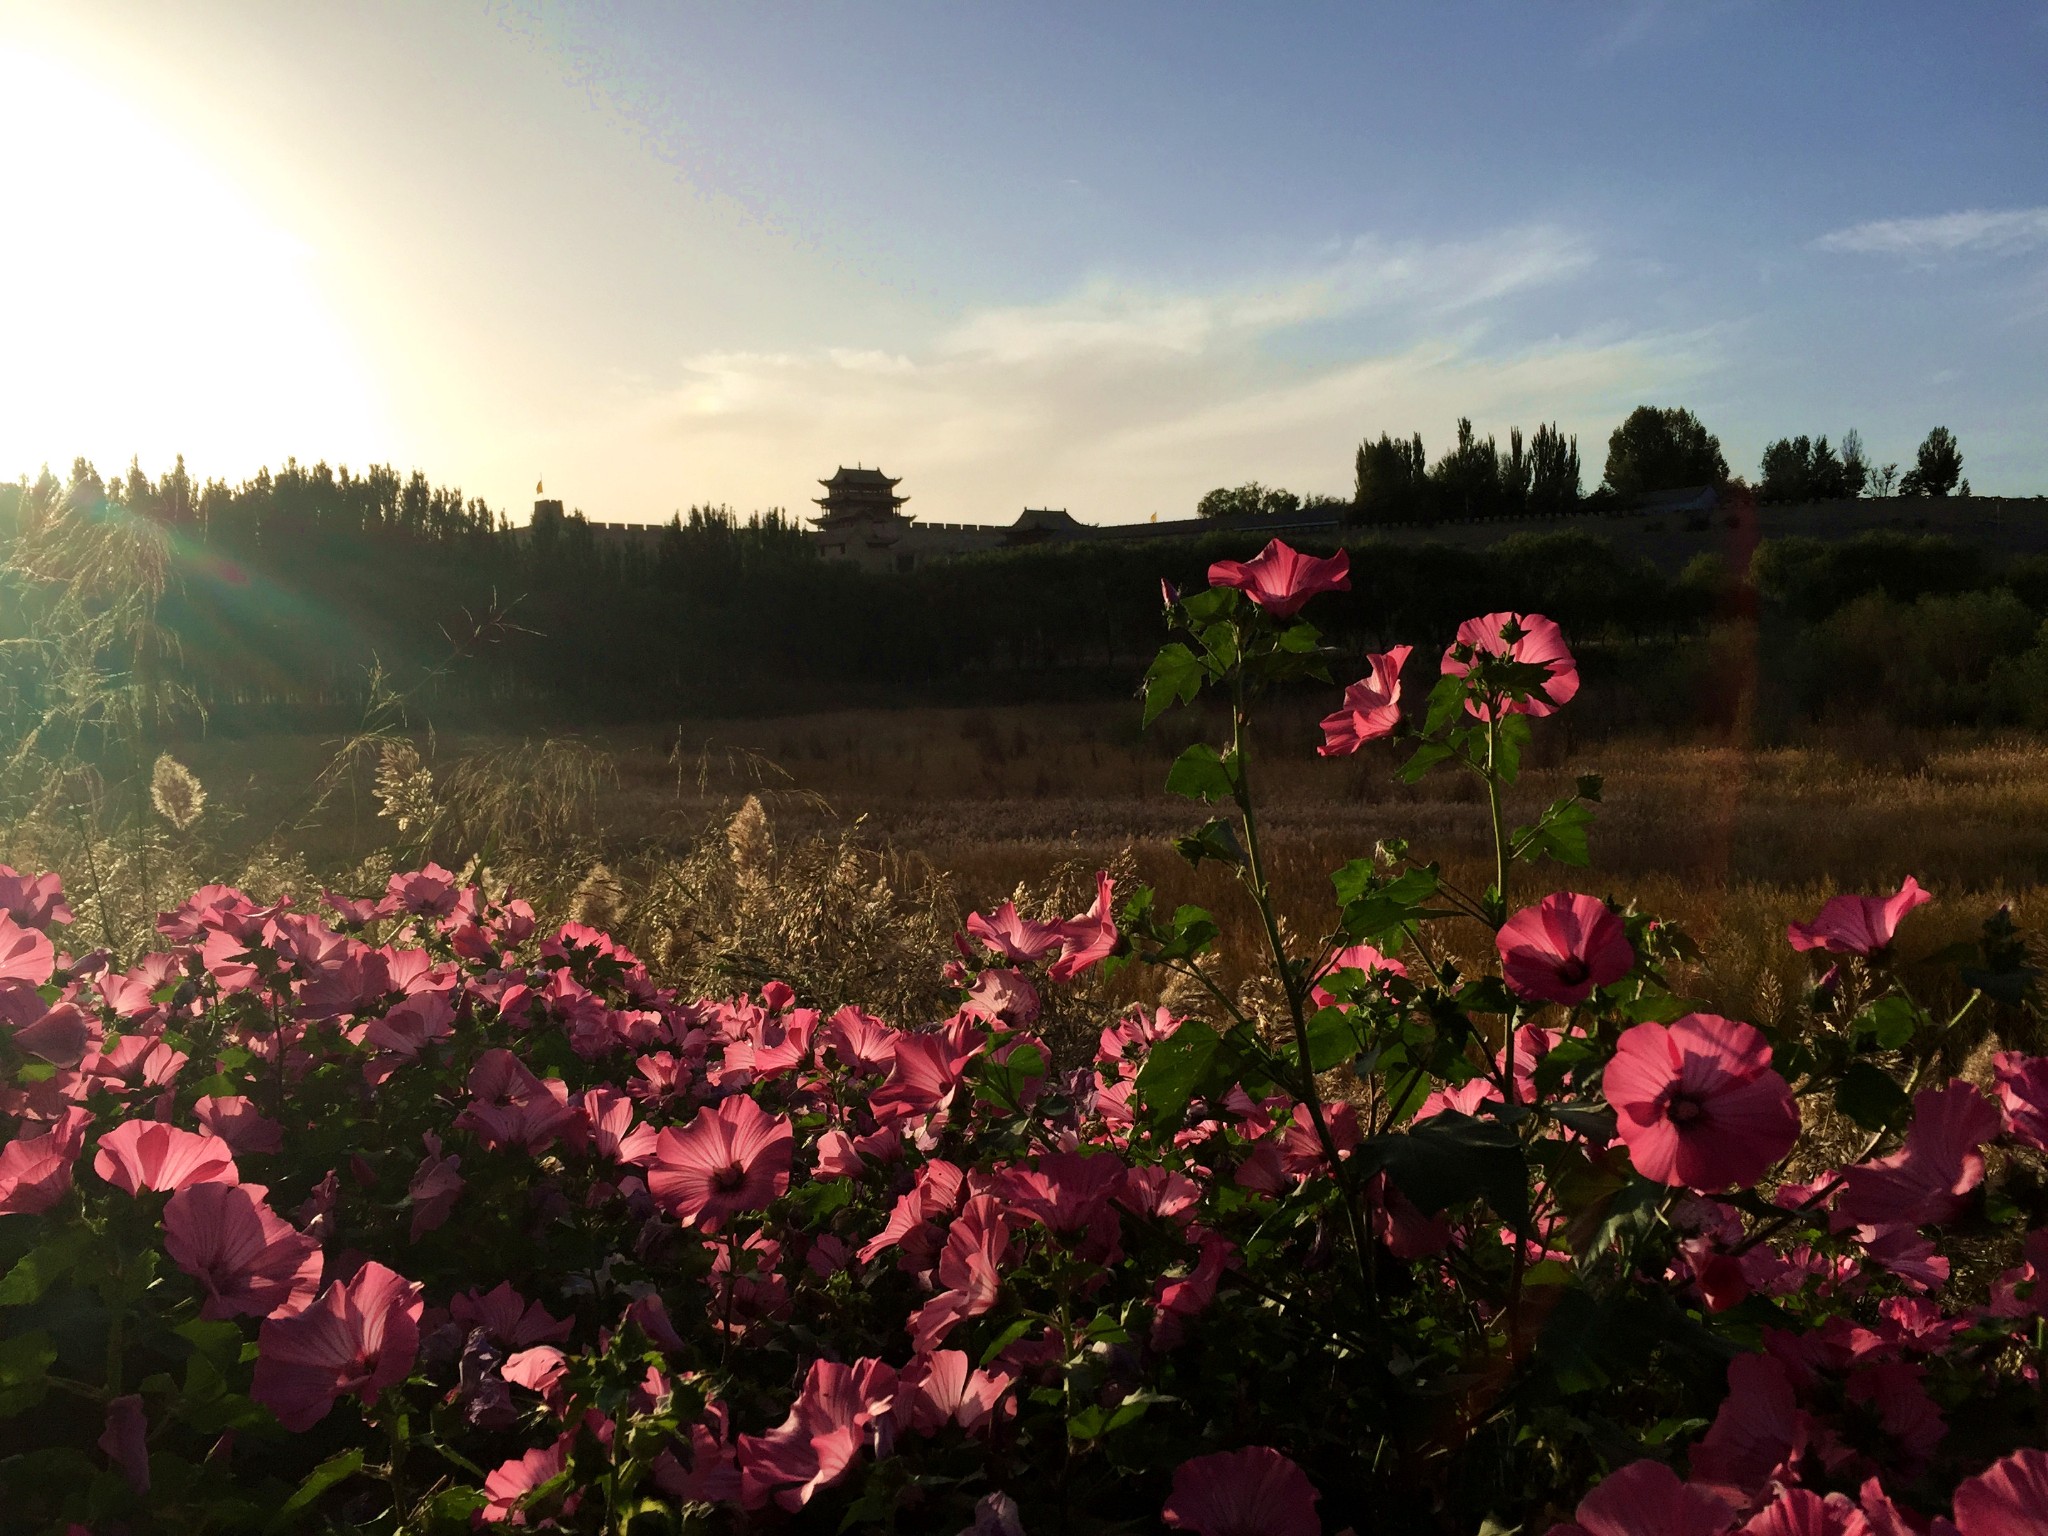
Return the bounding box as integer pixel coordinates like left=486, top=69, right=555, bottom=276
left=1852, top=995, right=1919, bottom=1051
left=0, top=1228, right=95, bottom=1307
left=1363, top=1111, right=1528, bottom=1228
left=1133, top=1019, right=1224, bottom=1129
left=1174, top=818, right=1246, bottom=868
left=1836, top=1060, right=1911, bottom=1132
left=0, top=1330, right=57, bottom=1417
left=1424, top=673, right=1468, bottom=735
left=1143, top=644, right=1205, bottom=726
left=1303, top=1007, right=1364, bottom=1073
left=1164, top=743, right=1237, bottom=802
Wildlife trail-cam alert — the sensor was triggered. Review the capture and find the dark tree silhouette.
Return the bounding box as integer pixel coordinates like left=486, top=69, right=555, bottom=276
left=1601, top=406, right=1729, bottom=500
left=1899, top=427, right=1964, bottom=498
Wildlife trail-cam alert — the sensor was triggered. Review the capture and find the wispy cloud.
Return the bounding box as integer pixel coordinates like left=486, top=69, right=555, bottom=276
left=591, top=226, right=1709, bottom=523
left=1816, top=207, right=2048, bottom=259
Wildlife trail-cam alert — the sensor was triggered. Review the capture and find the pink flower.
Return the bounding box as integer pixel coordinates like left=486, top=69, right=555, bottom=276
left=1688, top=1353, right=1806, bottom=1507
left=962, top=967, right=1041, bottom=1027
left=0, top=865, right=73, bottom=929
left=1951, top=1447, right=2048, bottom=1535
left=871, top=1030, right=983, bottom=1124
left=0, top=911, right=56, bottom=991
left=1549, top=1459, right=1736, bottom=1536
left=98, top=1394, right=149, bottom=1494
left=1319, top=646, right=1413, bottom=755
left=451, top=1049, right=578, bottom=1153
left=0, top=1107, right=91, bottom=1215
left=649, top=1094, right=794, bottom=1230
left=92, top=1120, right=238, bottom=1196
left=965, top=902, right=1064, bottom=964
left=251, top=1261, right=423, bottom=1431
left=1835, top=1081, right=2001, bottom=1229
left=1498, top=893, right=1634, bottom=1007
left=738, top=1357, right=898, bottom=1511
left=1049, top=871, right=1118, bottom=983
left=909, top=1195, right=1010, bottom=1352
left=900, top=1349, right=1015, bottom=1435
left=1442, top=611, right=1580, bottom=719
left=406, top=1132, right=464, bottom=1239
left=480, top=1434, right=570, bottom=1524
left=450, top=1282, right=572, bottom=1348
left=11, top=1002, right=94, bottom=1067
left=1604, top=1014, right=1799, bottom=1190
left=1207, top=539, right=1350, bottom=619
left=1310, top=943, right=1409, bottom=1008
left=1992, top=1052, right=2048, bottom=1151
left=1162, top=1446, right=1321, bottom=1536
left=192, top=1095, right=284, bottom=1156
left=1786, top=878, right=1931, bottom=957
left=164, top=1181, right=323, bottom=1320
left=1738, top=1489, right=1860, bottom=1535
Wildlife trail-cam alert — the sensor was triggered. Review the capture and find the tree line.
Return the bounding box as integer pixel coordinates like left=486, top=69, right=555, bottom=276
left=1194, top=406, right=1975, bottom=523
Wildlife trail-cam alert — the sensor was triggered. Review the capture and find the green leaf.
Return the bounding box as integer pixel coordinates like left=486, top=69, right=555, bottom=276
left=1513, top=798, right=1596, bottom=867
left=1617, top=989, right=1689, bottom=1025
left=1363, top=1111, right=1528, bottom=1228
left=266, top=1449, right=363, bottom=1529
left=978, top=1318, right=1035, bottom=1367
left=0, top=1228, right=95, bottom=1307
left=1164, top=743, right=1237, bottom=802
left=975, top=1043, right=1049, bottom=1112
left=1303, top=1007, right=1364, bottom=1073
left=1133, top=1019, right=1224, bottom=1129
left=1423, top=673, right=1469, bottom=735
left=1173, top=818, right=1246, bottom=868
left=1836, top=1060, right=1912, bottom=1132
left=1852, top=995, right=1919, bottom=1051
left=1492, top=713, right=1533, bottom=784
left=1143, top=643, right=1206, bottom=726
left=0, top=1330, right=56, bottom=1417
left=1275, top=621, right=1321, bottom=655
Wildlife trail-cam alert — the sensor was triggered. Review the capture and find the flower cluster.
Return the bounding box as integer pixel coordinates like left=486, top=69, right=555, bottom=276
left=0, top=542, right=2042, bottom=1533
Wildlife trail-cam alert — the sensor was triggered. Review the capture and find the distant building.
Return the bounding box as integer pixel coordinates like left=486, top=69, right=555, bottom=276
left=804, top=465, right=1345, bottom=570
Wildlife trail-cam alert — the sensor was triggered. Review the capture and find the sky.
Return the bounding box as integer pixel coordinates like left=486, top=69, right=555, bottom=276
left=1, top=1, right=2044, bottom=526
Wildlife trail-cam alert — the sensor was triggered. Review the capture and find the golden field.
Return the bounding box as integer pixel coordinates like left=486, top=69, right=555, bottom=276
left=161, top=702, right=2048, bottom=1044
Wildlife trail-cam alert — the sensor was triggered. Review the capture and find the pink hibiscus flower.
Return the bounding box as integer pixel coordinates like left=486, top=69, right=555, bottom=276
left=192, top=1094, right=284, bottom=1156
left=99, top=1394, right=149, bottom=1494
left=1785, top=877, right=1931, bottom=957
left=1991, top=1052, right=2048, bottom=1151
left=1834, top=1081, right=2001, bottom=1230
left=406, top=1131, right=464, bottom=1239
left=0, top=911, right=57, bottom=991
left=649, top=1094, right=794, bottom=1230
left=1309, top=942, right=1409, bottom=1008
left=965, top=902, right=1065, bottom=964
left=1950, top=1447, right=2048, bottom=1535
left=480, top=1435, right=570, bottom=1524
left=1162, top=1446, right=1321, bottom=1536
left=11, top=1002, right=94, bottom=1068
left=1442, top=611, right=1580, bottom=720
left=1549, top=1459, right=1736, bottom=1536
left=737, top=1357, right=898, bottom=1511
left=93, top=1120, right=239, bottom=1196
left=163, top=1181, right=323, bottom=1320
left=0, top=865, right=73, bottom=929
left=1318, top=647, right=1413, bottom=755
left=251, top=1261, right=423, bottom=1431
left=1604, top=1014, right=1799, bottom=1190
left=900, top=1349, right=1016, bottom=1435
left=1498, top=893, right=1635, bottom=1007
left=1207, top=539, right=1350, bottom=619
left=1050, top=871, right=1119, bottom=983
left=1688, top=1353, right=1806, bottom=1504
left=0, top=1107, right=92, bottom=1215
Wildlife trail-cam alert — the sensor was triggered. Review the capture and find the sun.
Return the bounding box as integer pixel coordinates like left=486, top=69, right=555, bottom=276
left=0, top=45, right=390, bottom=483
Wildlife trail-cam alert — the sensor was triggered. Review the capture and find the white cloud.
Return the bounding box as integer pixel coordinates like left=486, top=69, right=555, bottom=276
left=545, top=224, right=1706, bottom=525
left=1815, top=207, right=2048, bottom=259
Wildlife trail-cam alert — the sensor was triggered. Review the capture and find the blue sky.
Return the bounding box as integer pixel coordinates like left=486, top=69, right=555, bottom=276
left=2, top=0, right=2043, bottom=521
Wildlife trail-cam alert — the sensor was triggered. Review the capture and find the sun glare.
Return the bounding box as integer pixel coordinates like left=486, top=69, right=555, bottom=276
left=0, top=46, right=391, bottom=483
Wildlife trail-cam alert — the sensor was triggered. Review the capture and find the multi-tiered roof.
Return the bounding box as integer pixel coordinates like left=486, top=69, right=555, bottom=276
left=811, top=466, right=909, bottom=528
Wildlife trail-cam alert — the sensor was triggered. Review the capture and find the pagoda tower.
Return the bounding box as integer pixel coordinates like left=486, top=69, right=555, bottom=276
left=810, top=466, right=910, bottom=531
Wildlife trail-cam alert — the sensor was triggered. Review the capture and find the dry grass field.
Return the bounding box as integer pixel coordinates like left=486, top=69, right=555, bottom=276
left=167, top=701, right=2048, bottom=1041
